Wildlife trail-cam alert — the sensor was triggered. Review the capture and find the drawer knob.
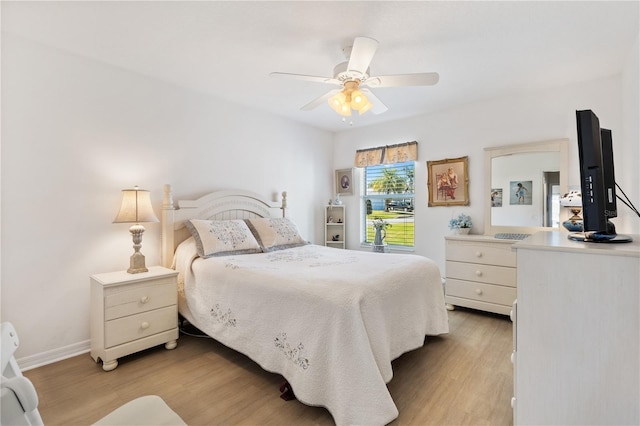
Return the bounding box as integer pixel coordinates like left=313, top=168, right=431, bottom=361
left=475, top=251, right=483, bottom=258
left=475, top=289, right=483, bottom=296
left=475, top=270, right=483, bottom=277
left=141, top=321, right=150, bottom=330
left=140, top=296, right=149, bottom=304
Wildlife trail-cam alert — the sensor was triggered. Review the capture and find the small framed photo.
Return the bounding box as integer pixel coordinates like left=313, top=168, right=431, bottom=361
left=510, top=180, right=532, bottom=205
left=491, top=188, right=503, bottom=207
left=335, top=168, right=353, bottom=195
left=427, top=156, right=469, bottom=207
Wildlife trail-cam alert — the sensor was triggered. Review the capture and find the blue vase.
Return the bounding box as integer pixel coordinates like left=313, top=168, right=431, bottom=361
left=563, top=219, right=583, bottom=232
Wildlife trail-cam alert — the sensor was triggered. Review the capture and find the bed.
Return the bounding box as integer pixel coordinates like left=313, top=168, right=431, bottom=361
left=161, top=185, right=449, bottom=425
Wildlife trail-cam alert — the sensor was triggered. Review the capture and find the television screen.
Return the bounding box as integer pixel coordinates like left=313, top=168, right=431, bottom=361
left=573, top=110, right=631, bottom=243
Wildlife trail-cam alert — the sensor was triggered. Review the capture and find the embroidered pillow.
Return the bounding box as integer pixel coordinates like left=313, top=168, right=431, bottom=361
left=185, top=219, right=261, bottom=258
left=245, top=217, right=308, bottom=252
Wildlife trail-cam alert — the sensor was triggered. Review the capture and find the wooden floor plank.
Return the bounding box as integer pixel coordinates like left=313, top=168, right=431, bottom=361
left=24, top=308, right=513, bottom=425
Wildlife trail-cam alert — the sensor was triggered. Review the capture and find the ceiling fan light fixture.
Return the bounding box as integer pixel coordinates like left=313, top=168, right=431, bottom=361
left=358, top=100, right=373, bottom=115
left=272, top=36, right=438, bottom=119
left=350, top=89, right=368, bottom=111
left=329, top=91, right=346, bottom=108
left=329, top=91, right=353, bottom=116
left=328, top=80, right=369, bottom=116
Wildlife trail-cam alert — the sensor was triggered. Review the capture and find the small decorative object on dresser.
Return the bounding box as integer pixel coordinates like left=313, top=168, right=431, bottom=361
left=325, top=204, right=345, bottom=248
left=90, top=266, right=179, bottom=371
left=560, top=190, right=583, bottom=232
left=448, top=213, right=472, bottom=235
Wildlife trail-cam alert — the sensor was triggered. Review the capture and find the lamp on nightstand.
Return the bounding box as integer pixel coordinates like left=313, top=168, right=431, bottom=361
left=113, top=186, right=159, bottom=274
left=560, top=190, right=583, bottom=232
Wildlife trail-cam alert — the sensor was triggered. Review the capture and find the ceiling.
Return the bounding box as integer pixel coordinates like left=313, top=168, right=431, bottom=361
left=2, top=1, right=638, bottom=132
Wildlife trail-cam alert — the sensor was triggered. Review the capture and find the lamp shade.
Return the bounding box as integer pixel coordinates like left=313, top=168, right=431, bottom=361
left=560, top=190, right=582, bottom=207
left=113, top=187, right=159, bottom=224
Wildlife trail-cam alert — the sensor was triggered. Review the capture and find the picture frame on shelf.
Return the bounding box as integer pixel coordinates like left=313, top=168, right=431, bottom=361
left=427, top=156, right=469, bottom=207
left=335, top=168, right=353, bottom=196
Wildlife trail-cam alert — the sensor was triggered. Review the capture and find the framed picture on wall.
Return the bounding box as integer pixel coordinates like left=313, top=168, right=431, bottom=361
left=510, top=180, right=532, bottom=205
left=335, top=168, right=353, bottom=195
left=427, top=156, right=469, bottom=207
left=491, top=188, right=503, bottom=207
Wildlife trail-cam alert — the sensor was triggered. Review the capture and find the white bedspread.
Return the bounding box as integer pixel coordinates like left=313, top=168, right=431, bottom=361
left=175, top=239, right=449, bottom=425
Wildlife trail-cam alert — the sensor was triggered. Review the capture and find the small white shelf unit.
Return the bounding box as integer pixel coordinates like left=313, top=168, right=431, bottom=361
left=324, top=205, right=345, bottom=249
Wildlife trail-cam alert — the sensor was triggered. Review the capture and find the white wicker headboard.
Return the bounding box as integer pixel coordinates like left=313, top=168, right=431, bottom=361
left=161, top=184, right=287, bottom=267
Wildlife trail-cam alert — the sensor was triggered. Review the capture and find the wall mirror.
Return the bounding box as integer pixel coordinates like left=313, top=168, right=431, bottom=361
left=484, top=139, right=569, bottom=235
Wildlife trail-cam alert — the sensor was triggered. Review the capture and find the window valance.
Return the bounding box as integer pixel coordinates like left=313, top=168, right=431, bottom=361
left=353, top=141, right=418, bottom=167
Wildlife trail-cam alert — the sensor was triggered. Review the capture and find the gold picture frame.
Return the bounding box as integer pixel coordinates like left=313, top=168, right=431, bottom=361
left=427, top=156, right=469, bottom=206
left=335, top=168, right=353, bottom=195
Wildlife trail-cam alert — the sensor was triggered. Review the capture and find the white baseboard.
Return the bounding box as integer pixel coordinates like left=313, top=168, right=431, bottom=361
left=19, top=340, right=91, bottom=371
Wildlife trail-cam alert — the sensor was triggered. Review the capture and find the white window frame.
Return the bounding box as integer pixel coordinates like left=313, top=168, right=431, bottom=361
left=361, top=161, right=415, bottom=249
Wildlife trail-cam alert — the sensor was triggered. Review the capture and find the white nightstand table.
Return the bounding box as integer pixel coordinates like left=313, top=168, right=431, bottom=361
left=90, top=266, right=179, bottom=371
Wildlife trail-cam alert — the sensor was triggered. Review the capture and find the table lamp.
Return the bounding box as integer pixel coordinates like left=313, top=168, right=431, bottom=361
left=113, top=186, right=159, bottom=273
left=560, top=190, right=583, bottom=232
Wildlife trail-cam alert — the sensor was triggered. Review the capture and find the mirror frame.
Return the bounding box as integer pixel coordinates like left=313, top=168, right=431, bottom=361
left=484, top=138, right=569, bottom=236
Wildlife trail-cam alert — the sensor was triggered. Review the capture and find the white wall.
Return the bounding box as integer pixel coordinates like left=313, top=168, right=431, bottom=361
left=334, top=73, right=637, bottom=272
left=620, top=33, right=640, bottom=234
left=1, top=34, right=334, bottom=365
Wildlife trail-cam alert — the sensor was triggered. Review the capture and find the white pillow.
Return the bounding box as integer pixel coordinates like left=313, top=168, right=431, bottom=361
left=245, top=217, right=308, bottom=252
left=185, top=219, right=261, bottom=258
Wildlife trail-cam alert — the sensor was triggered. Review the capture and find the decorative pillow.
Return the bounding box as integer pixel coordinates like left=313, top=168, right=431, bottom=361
left=185, top=219, right=261, bottom=258
left=245, top=217, right=308, bottom=252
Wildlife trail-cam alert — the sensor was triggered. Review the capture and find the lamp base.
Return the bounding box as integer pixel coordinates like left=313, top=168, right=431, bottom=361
left=127, top=252, right=148, bottom=274
left=562, top=208, right=583, bottom=232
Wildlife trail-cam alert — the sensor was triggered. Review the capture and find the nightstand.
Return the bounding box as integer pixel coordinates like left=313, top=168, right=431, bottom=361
left=90, top=266, right=179, bottom=371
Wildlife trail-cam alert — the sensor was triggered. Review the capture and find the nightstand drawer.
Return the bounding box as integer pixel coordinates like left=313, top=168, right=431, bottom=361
left=105, top=305, right=177, bottom=348
left=446, top=278, right=516, bottom=306
left=105, top=279, right=176, bottom=320
left=446, top=261, right=516, bottom=287
left=446, top=241, right=516, bottom=267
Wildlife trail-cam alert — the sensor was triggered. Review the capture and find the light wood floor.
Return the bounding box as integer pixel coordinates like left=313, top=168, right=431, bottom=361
left=24, top=307, right=513, bottom=425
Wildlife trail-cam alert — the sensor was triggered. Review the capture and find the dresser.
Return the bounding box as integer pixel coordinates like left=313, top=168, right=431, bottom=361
left=445, top=234, right=517, bottom=315
left=90, top=266, right=179, bottom=371
left=512, top=231, right=639, bottom=425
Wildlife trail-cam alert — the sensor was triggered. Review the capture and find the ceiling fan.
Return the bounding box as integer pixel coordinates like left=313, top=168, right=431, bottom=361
left=270, top=36, right=439, bottom=117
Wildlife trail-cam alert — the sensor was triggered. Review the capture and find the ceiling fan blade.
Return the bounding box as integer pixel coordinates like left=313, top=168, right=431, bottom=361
left=366, top=72, right=440, bottom=88
left=270, top=72, right=340, bottom=85
left=347, top=37, right=378, bottom=75
left=300, top=89, right=341, bottom=111
left=361, top=89, right=388, bottom=115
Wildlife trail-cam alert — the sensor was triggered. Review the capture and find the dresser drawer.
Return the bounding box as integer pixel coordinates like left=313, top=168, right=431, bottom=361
left=105, top=305, right=177, bottom=348
left=446, top=241, right=516, bottom=267
left=105, top=279, right=177, bottom=320
left=446, top=261, right=516, bottom=287
left=446, top=278, right=516, bottom=306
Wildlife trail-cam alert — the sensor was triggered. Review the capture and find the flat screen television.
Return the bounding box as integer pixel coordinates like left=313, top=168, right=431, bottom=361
left=571, top=109, right=632, bottom=243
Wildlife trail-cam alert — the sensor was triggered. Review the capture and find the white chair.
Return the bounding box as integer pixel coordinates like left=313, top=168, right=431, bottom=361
left=1, top=322, right=186, bottom=426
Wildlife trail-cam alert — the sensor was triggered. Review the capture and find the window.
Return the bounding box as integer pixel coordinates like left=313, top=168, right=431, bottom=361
left=362, top=161, right=415, bottom=247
